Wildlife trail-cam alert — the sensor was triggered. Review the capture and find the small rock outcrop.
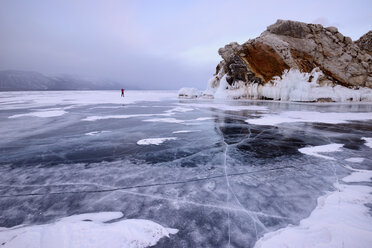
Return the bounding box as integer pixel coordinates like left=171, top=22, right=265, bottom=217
left=205, top=19, right=372, bottom=100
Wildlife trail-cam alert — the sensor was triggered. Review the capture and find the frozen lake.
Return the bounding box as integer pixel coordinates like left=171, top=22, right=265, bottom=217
left=0, top=90, right=372, bottom=247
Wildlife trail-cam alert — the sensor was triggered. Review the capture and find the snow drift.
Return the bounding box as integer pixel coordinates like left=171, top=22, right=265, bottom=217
left=0, top=212, right=178, bottom=248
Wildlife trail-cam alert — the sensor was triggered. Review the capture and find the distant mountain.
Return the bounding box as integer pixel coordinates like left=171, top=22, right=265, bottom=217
left=0, top=70, right=133, bottom=91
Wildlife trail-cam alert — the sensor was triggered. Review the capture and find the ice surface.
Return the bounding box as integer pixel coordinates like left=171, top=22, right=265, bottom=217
left=137, top=137, right=178, bottom=145
left=298, top=144, right=343, bottom=160
left=1, top=90, right=372, bottom=247
left=0, top=212, right=178, bottom=248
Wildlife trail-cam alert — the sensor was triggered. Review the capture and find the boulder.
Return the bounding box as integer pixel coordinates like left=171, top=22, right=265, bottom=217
left=209, top=20, right=372, bottom=89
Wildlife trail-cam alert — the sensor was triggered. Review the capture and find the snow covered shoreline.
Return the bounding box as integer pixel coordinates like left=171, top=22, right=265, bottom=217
left=179, top=69, right=372, bottom=102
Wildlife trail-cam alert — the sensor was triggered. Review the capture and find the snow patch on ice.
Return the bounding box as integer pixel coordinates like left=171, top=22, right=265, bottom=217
left=8, top=110, right=67, bottom=118
left=298, top=143, right=343, bottom=160
left=343, top=170, right=372, bottom=183
left=0, top=212, right=178, bottom=248
left=345, top=157, right=365, bottom=163
left=362, top=137, right=372, bottom=148
left=246, top=111, right=372, bottom=126
left=195, top=117, right=214, bottom=121
left=85, top=131, right=111, bottom=136
left=254, top=169, right=372, bottom=248
left=137, top=137, right=177, bottom=145
left=172, top=130, right=201, bottom=134
left=143, top=118, right=185, bottom=124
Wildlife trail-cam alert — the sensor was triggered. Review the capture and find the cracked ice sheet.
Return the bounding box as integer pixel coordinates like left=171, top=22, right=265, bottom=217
left=2, top=91, right=372, bottom=247
left=0, top=212, right=178, bottom=248
left=246, top=111, right=372, bottom=125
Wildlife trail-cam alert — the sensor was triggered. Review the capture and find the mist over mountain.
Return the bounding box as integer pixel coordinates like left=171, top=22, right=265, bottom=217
left=0, top=70, right=137, bottom=91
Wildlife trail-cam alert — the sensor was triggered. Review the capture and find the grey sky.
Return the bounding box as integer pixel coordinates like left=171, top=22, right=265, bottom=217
left=0, top=0, right=371, bottom=89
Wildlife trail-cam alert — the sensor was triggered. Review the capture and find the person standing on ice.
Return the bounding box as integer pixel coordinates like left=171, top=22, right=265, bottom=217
left=121, top=88, right=125, bottom=97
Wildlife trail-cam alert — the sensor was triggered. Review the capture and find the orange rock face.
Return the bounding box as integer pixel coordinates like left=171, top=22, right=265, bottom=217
left=240, top=42, right=290, bottom=82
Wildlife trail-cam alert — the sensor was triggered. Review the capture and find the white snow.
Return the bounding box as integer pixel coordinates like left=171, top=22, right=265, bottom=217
left=178, top=88, right=201, bottom=99
left=8, top=110, right=67, bottom=118
left=362, top=137, right=372, bottom=148
left=345, top=157, right=365, bottom=163
left=0, top=212, right=178, bottom=248
left=137, top=137, right=177, bottom=145
left=204, top=69, right=372, bottom=102
left=246, top=111, right=372, bottom=126
left=342, top=169, right=372, bottom=183
left=298, top=143, right=343, bottom=160
left=172, top=130, right=201, bottom=134
left=254, top=170, right=372, bottom=248
left=142, top=118, right=185, bottom=124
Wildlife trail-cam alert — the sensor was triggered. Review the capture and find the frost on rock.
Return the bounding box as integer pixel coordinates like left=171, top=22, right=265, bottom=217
left=178, top=88, right=201, bottom=99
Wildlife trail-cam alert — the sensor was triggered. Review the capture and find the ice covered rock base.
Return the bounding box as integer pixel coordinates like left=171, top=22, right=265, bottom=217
left=180, top=20, right=372, bottom=102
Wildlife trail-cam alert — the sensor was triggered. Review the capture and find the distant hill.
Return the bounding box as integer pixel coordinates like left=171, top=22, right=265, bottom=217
left=0, top=70, right=133, bottom=91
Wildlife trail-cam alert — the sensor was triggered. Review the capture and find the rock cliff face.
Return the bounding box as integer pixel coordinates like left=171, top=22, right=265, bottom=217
left=356, top=31, right=372, bottom=56
left=202, top=20, right=372, bottom=102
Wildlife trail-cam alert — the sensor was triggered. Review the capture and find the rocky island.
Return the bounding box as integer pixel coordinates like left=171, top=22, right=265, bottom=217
left=179, top=20, right=372, bottom=102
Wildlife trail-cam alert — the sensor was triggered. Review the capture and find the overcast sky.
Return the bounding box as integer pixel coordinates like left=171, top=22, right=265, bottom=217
left=0, top=0, right=371, bottom=89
